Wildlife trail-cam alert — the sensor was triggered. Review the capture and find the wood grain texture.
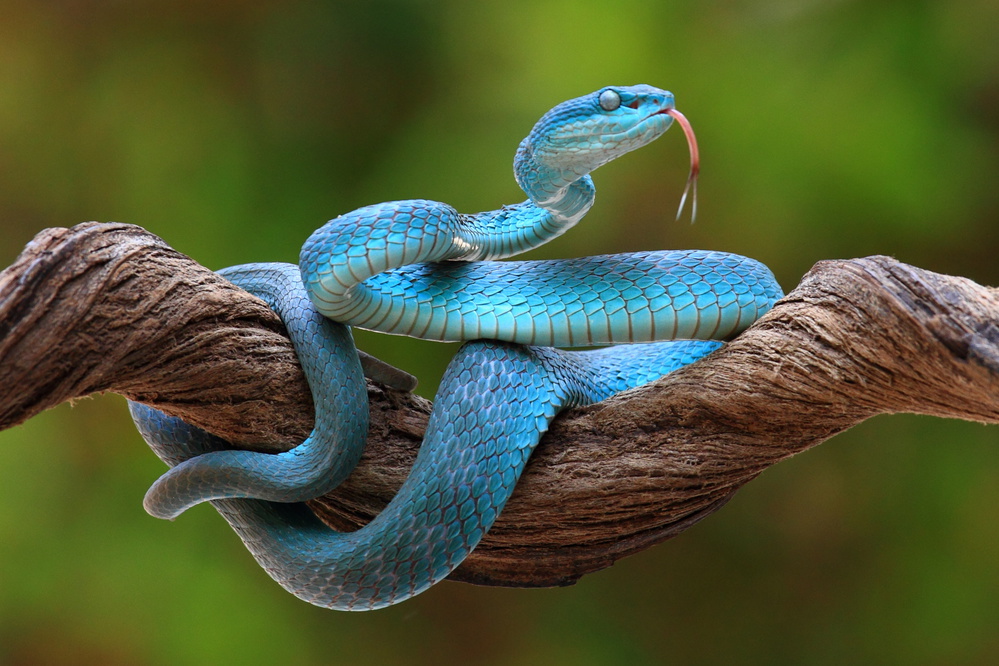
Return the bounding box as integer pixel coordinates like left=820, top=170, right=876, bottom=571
left=2, top=222, right=997, bottom=587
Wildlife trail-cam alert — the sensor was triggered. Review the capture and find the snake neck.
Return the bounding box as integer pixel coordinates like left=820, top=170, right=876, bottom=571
left=451, top=138, right=596, bottom=261
left=454, top=180, right=595, bottom=261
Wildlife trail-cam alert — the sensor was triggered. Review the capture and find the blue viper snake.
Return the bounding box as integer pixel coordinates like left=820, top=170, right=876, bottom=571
left=129, top=85, right=783, bottom=610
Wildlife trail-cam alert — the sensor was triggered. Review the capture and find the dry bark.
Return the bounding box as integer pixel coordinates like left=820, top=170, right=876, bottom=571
left=1, top=221, right=997, bottom=587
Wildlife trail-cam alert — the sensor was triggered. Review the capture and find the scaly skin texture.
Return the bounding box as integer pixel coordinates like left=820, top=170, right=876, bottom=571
left=130, top=85, right=784, bottom=610
left=138, top=264, right=368, bottom=519
left=299, top=85, right=777, bottom=344
left=132, top=335, right=722, bottom=610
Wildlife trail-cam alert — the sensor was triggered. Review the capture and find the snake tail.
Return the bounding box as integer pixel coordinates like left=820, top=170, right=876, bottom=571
left=132, top=337, right=721, bottom=609
left=140, top=264, right=368, bottom=519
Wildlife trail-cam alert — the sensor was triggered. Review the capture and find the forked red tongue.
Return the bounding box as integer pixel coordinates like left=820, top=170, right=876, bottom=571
left=665, top=108, right=699, bottom=222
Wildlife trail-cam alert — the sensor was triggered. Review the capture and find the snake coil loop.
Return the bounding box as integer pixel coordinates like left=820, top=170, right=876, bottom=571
left=130, top=85, right=783, bottom=610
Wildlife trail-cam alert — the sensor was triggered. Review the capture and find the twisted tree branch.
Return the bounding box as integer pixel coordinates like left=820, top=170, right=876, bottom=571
left=2, top=222, right=997, bottom=587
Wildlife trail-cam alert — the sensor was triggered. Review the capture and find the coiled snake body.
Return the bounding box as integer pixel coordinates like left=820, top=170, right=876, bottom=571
left=130, top=85, right=783, bottom=610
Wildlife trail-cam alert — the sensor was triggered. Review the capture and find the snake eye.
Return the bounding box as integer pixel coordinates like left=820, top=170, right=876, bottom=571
left=598, top=89, right=621, bottom=112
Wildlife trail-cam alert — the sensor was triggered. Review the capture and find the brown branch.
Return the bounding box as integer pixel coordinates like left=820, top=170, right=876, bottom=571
left=2, top=222, right=998, bottom=588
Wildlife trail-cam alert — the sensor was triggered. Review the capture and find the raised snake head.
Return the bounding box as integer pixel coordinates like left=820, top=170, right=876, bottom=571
left=514, top=84, right=678, bottom=206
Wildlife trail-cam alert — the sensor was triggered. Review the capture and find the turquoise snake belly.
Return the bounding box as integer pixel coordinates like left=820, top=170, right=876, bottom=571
left=129, top=85, right=783, bottom=610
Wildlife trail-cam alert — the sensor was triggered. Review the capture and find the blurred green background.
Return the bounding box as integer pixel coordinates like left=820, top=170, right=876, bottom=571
left=1, top=1, right=998, bottom=664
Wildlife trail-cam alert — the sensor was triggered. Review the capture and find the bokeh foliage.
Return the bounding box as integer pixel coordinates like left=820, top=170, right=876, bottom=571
left=1, top=1, right=998, bottom=664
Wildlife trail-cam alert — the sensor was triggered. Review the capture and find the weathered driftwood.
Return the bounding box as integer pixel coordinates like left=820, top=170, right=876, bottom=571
left=1, top=222, right=997, bottom=587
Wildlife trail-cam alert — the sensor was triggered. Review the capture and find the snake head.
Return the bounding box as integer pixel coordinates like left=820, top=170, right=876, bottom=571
left=515, top=84, right=679, bottom=203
